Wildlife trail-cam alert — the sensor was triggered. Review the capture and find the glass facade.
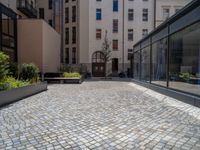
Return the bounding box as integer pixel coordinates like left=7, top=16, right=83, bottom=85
left=0, top=4, right=17, bottom=62
left=169, top=22, right=200, bottom=95
left=152, top=38, right=167, bottom=86
left=132, top=1, right=200, bottom=97
left=133, top=51, right=140, bottom=79
left=141, top=46, right=150, bottom=82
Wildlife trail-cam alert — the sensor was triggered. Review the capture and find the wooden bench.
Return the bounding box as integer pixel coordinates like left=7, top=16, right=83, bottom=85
left=44, top=77, right=83, bottom=84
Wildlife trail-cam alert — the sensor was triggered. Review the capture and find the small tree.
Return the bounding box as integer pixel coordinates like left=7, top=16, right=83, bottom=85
left=0, top=52, right=9, bottom=81
left=101, top=30, right=112, bottom=78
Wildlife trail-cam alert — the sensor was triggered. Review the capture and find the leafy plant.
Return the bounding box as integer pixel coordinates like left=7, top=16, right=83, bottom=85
left=20, top=63, right=39, bottom=83
left=0, top=52, right=9, bottom=81
left=63, top=72, right=81, bottom=78
left=179, top=72, right=191, bottom=81
left=0, top=76, right=29, bottom=91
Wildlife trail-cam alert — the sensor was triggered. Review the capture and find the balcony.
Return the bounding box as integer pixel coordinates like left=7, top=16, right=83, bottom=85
left=17, top=0, right=37, bottom=18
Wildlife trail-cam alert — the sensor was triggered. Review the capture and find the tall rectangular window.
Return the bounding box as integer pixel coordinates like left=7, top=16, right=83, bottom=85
left=65, top=8, right=69, bottom=23
left=113, top=19, right=118, bottom=33
left=142, top=29, right=148, bottom=37
left=72, top=47, right=77, bottom=64
left=128, top=9, right=134, bottom=21
left=72, top=27, right=76, bottom=44
left=39, top=8, right=44, bottom=19
left=49, top=0, right=52, bottom=9
left=163, top=8, right=170, bottom=20
left=113, top=40, right=118, bottom=50
left=72, top=6, right=76, bottom=22
left=65, top=28, right=69, bottom=44
left=113, top=0, right=118, bottom=12
left=96, top=9, right=102, bottom=20
left=128, top=29, right=134, bottom=41
left=143, top=9, right=148, bottom=21
left=65, top=48, right=69, bottom=64
left=96, top=29, right=102, bottom=39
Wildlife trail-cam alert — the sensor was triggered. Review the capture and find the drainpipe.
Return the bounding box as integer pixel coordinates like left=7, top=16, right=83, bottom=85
left=154, top=0, right=156, bottom=29
left=122, top=0, right=125, bottom=72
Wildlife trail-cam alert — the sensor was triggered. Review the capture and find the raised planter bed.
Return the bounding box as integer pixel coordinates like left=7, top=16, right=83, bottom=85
left=0, top=82, right=48, bottom=107
left=45, top=76, right=84, bottom=84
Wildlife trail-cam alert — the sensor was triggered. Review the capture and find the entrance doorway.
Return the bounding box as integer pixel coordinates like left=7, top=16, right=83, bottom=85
left=112, top=58, right=118, bottom=73
left=92, top=51, right=105, bottom=77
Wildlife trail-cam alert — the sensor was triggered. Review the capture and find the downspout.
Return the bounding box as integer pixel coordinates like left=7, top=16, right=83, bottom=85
left=154, top=0, right=156, bottom=29
left=122, top=0, right=125, bottom=72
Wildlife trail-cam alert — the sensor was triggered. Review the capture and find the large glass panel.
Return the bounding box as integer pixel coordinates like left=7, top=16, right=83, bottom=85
left=152, top=38, right=167, bottom=86
left=141, top=46, right=150, bottom=81
left=134, top=51, right=140, bottom=79
left=2, top=14, right=9, bottom=34
left=169, top=22, right=200, bottom=96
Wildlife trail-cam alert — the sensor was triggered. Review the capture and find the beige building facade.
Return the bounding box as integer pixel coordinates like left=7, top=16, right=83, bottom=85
left=0, top=0, right=61, bottom=73
left=155, top=0, right=191, bottom=27
left=18, top=19, right=60, bottom=73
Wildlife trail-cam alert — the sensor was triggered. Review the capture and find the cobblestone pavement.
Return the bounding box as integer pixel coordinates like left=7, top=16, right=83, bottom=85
left=1, top=81, right=200, bottom=150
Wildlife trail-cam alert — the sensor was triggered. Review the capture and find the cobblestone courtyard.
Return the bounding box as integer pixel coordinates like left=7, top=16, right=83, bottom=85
left=1, top=81, right=200, bottom=150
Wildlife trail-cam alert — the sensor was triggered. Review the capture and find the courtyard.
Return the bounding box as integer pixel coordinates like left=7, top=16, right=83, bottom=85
left=0, top=81, right=200, bottom=150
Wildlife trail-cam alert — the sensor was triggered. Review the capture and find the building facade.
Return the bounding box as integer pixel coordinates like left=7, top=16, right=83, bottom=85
left=132, top=0, right=200, bottom=100
left=0, top=0, right=61, bottom=73
left=70, top=0, right=191, bottom=77
left=2, top=0, right=191, bottom=76
left=155, top=0, right=191, bottom=27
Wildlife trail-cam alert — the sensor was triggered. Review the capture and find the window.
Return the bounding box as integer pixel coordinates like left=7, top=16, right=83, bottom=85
left=72, top=47, right=77, bottom=64
left=163, top=8, right=170, bottom=20
left=143, top=9, right=148, bottom=21
left=113, top=19, right=118, bottom=33
left=134, top=51, right=141, bottom=79
left=65, top=28, right=69, bottom=44
left=169, top=22, right=200, bottom=96
left=128, top=29, right=134, bottom=41
left=72, top=6, right=76, bottom=22
left=142, top=29, right=148, bottom=37
left=113, top=40, right=118, bottom=50
left=141, top=46, right=150, bottom=81
left=128, top=9, right=134, bottom=21
left=65, top=8, right=69, bottom=23
left=39, top=8, right=44, bottom=19
left=49, top=0, right=52, bottom=9
left=72, top=27, right=76, bottom=44
left=65, top=48, right=69, bottom=64
left=152, top=38, right=168, bottom=87
left=96, top=29, right=102, bottom=39
left=113, top=0, right=118, bottom=12
left=96, top=9, right=102, bottom=20
left=49, top=20, right=52, bottom=26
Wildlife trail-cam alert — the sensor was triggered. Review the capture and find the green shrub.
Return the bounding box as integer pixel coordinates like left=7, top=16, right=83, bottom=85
left=0, top=76, right=29, bottom=91
left=20, top=63, right=39, bottom=83
left=63, top=72, right=81, bottom=78
left=179, top=72, right=191, bottom=81
left=0, top=52, right=9, bottom=81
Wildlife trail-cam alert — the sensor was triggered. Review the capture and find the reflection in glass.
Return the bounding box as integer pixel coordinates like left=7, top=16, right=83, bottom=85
left=169, top=22, right=200, bottom=96
left=134, top=51, right=140, bottom=79
left=152, top=38, right=167, bottom=86
left=141, top=46, right=150, bottom=82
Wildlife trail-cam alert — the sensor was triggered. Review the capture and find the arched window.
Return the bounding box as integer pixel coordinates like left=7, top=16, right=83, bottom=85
left=92, top=51, right=105, bottom=63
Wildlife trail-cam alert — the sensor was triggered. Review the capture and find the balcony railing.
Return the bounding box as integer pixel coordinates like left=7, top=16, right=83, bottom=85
left=17, top=0, right=37, bottom=18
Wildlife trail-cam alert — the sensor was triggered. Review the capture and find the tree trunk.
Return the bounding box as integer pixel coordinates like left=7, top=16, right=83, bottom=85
left=105, top=62, right=107, bottom=79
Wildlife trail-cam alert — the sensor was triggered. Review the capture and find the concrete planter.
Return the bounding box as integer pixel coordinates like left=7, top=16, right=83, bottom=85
left=0, top=82, right=48, bottom=107
left=45, top=76, right=84, bottom=84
